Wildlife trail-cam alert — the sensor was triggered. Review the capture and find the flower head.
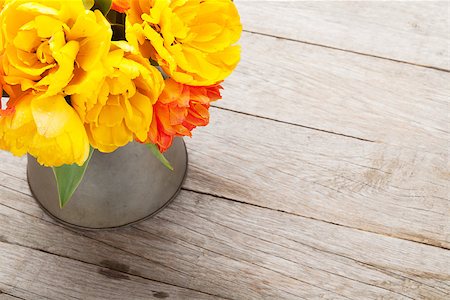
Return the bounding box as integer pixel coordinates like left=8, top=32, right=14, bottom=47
left=0, top=92, right=90, bottom=166
left=0, top=0, right=112, bottom=98
left=71, top=42, right=164, bottom=153
left=147, top=78, right=221, bottom=152
left=126, top=0, right=241, bottom=86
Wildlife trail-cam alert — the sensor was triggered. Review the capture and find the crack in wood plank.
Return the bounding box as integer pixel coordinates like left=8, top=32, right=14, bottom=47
left=0, top=290, right=27, bottom=300
left=0, top=170, right=26, bottom=182
left=0, top=282, right=52, bottom=300
left=212, top=106, right=376, bottom=143
left=181, top=187, right=450, bottom=251
left=0, top=183, right=33, bottom=199
left=243, top=30, right=450, bottom=73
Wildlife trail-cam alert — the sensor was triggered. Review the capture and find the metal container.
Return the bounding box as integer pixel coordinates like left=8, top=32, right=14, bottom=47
left=27, top=138, right=188, bottom=230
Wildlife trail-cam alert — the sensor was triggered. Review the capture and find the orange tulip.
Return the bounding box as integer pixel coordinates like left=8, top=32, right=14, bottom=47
left=145, top=78, right=222, bottom=152
left=111, top=0, right=131, bottom=13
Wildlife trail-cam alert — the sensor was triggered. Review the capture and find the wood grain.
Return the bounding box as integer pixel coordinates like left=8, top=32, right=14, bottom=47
left=0, top=163, right=448, bottom=299
left=186, top=107, right=449, bottom=248
left=220, top=32, right=449, bottom=153
left=237, top=1, right=450, bottom=70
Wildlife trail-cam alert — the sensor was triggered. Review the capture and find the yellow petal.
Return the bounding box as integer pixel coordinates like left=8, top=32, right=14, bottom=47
left=31, top=94, right=77, bottom=137
left=34, top=15, right=63, bottom=38
left=98, top=104, right=125, bottom=127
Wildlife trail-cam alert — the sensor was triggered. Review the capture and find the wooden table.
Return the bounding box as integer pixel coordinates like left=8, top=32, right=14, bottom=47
left=1, top=2, right=449, bottom=299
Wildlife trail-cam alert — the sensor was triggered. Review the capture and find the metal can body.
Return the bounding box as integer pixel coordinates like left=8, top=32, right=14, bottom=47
left=27, top=138, right=188, bottom=230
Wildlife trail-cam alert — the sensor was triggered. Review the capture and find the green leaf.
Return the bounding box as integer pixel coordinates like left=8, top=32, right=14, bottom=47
left=147, top=144, right=174, bottom=171
left=82, top=0, right=95, bottom=10
left=92, top=0, right=112, bottom=15
left=52, top=147, right=94, bottom=208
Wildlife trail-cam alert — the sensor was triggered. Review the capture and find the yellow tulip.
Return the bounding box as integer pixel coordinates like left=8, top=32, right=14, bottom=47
left=0, top=92, right=90, bottom=166
left=0, top=0, right=112, bottom=98
left=126, top=0, right=242, bottom=86
left=71, top=42, right=164, bottom=153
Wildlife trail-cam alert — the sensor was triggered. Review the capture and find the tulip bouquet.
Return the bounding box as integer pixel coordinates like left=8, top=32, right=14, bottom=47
left=0, top=0, right=241, bottom=206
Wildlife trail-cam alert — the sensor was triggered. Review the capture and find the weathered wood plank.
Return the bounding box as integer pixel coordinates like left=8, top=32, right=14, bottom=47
left=220, top=32, right=449, bottom=153
left=0, top=243, right=220, bottom=300
left=0, top=173, right=449, bottom=299
left=237, top=1, right=450, bottom=69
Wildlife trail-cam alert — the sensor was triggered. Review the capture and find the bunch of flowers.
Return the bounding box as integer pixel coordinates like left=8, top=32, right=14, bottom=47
left=0, top=0, right=241, bottom=205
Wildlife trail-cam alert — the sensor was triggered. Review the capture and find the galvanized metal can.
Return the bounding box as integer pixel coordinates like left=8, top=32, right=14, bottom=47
left=27, top=138, right=188, bottom=230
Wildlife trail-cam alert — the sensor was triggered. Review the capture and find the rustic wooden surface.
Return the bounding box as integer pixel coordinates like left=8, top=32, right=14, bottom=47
left=1, top=1, right=449, bottom=299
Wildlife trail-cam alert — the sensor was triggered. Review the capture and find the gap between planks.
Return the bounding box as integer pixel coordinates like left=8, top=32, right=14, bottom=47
left=0, top=291, right=26, bottom=300
left=211, top=105, right=376, bottom=143
left=0, top=283, right=43, bottom=300
left=237, top=1, right=449, bottom=71
left=243, top=30, right=450, bottom=73
left=181, top=187, right=450, bottom=251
